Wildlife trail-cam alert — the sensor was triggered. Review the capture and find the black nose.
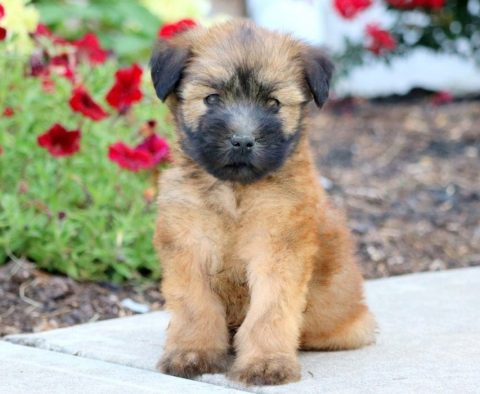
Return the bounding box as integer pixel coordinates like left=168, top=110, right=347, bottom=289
left=230, top=134, right=255, bottom=150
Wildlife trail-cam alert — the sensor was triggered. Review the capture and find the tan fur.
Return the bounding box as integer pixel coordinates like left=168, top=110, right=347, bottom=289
left=153, top=21, right=376, bottom=386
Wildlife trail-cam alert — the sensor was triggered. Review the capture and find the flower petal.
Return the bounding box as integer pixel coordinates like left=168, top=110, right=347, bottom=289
left=69, top=87, right=107, bottom=121
left=37, top=123, right=81, bottom=157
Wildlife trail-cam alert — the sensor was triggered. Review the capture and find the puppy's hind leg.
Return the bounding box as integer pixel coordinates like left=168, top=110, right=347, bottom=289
left=300, top=301, right=377, bottom=351
left=300, top=230, right=377, bottom=350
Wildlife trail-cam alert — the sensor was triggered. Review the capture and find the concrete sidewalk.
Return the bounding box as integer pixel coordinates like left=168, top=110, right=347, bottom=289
left=0, top=341, right=242, bottom=394
left=3, top=268, right=480, bottom=393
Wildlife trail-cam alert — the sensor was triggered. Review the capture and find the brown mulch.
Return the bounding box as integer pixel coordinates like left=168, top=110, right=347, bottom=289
left=0, top=260, right=164, bottom=336
left=1, top=99, right=479, bottom=336
left=312, top=98, right=480, bottom=278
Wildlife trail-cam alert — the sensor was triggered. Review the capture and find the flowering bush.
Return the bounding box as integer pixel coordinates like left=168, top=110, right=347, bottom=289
left=31, top=0, right=214, bottom=63
left=333, top=0, right=480, bottom=76
left=32, top=0, right=164, bottom=63
left=0, top=5, right=186, bottom=281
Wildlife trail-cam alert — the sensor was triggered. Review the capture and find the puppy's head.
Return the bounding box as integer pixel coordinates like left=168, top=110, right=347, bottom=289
left=150, top=21, right=333, bottom=183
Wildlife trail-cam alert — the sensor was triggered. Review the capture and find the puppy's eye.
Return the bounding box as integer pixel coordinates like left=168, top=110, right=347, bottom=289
left=266, top=98, right=280, bottom=111
left=204, top=94, right=221, bottom=106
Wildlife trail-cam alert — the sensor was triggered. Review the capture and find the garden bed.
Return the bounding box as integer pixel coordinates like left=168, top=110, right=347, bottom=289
left=1, top=98, right=479, bottom=336
left=313, top=97, right=479, bottom=278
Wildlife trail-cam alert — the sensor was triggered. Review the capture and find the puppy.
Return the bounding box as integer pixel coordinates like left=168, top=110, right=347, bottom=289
left=150, top=20, right=376, bottom=386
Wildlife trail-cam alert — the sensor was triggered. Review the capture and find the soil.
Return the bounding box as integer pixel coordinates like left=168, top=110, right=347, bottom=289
left=0, top=261, right=164, bottom=336
left=312, top=98, right=480, bottom=278
left=1, top=99, right=479, bottom=336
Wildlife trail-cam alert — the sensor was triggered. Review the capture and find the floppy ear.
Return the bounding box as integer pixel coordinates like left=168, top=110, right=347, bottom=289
left=150, top=40, right=190, bottom=102
left=304, top=48, right=334, bottom=108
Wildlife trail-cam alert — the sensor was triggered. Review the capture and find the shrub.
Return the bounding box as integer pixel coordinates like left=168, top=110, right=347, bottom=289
left=0, top=26, right=174, bottom=282
left=333, top=0, right=480, bottom=76
left=33, top=0, right=162, bottom=63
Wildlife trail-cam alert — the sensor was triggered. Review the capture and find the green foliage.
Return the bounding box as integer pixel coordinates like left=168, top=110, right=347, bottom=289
left=388, top=0, right=480, bottom=62
left=336, top=1, right=480, bottom=77
left=32, top=0, right=162, bottom=63
left=0, top=54, right=173, bottom=282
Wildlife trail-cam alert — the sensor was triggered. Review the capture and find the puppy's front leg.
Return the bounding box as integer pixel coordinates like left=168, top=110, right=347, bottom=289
left=155, top=218, right=229, bottom=378
left=229, top=227, right=314, bottom=385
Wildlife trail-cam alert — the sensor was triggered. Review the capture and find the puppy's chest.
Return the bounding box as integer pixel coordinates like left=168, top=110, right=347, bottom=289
left=206, top=224, right=250, bottom=327
left=202, top=186, right=250, bottom=287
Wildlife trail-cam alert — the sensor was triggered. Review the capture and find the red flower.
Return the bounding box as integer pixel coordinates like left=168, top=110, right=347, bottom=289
left=106, top=64, right=143, bottom=112
left=365, top=24, right=396, bottom=55
left=428, top=0, right=445, bottom=8
left=37, top=124, right=81, bottom=157
left=29, top=51, right=75, bottom=81
left=33, top=23, right=69, bottom=45
left=69, top=87, right=107, bottom=121
left=3, top=107, right=14, bottom=117
left=0, top=4, right=5, bottom=40
left=135, top=134, right=170, bottom=166
left=158, top=18, right=197, bottom=38
left=108, top=142, right=153, bottom=172
left=334, top=0, right=372, bottom=19
left=32, top=25, right=109, bottom=66
left=387, top=0, right=444, bottom=8
left=431, top=91, right=453, bottom=106
left=73, top=33, right=109, bottom=65
left=34, top=23, right=51, bottom=37
left=50, top=53, right=76, bottom=82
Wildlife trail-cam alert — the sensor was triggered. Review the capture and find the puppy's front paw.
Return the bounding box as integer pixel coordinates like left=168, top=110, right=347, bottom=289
left=229, top=356, right=301, bottom=386
left=157, top=349, right=228, bottom=378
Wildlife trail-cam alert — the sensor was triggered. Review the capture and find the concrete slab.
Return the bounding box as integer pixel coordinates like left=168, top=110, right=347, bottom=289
left=0, top=341, right=243, bottom=394
left=4, top=268, right=480, bottom=393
